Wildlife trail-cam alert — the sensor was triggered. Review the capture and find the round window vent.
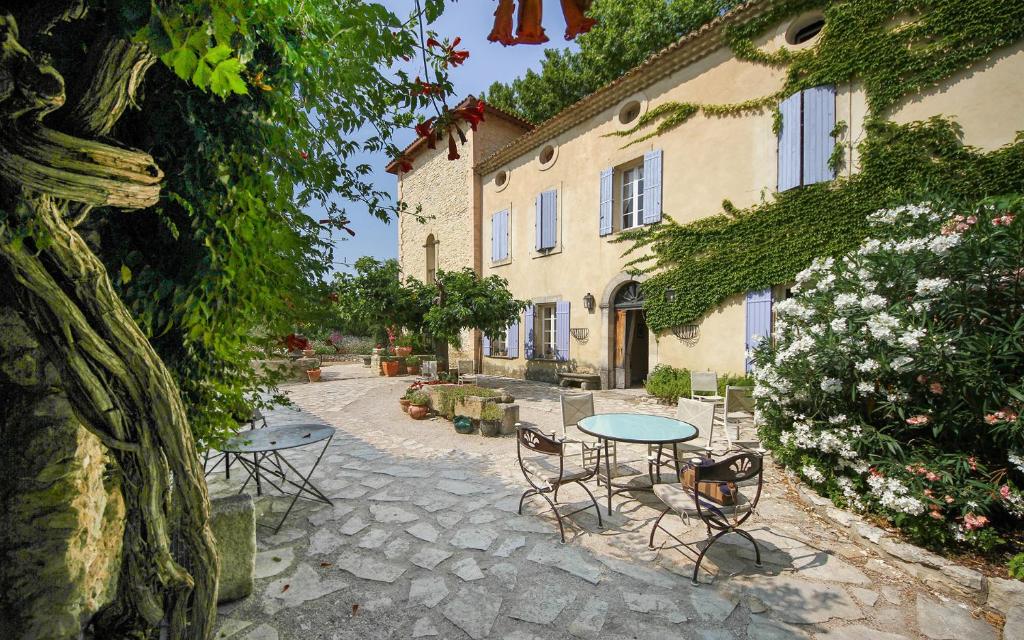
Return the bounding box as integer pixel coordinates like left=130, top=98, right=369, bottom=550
left=619, top=100, right=642, bottom=125
left=495, top=170, right=509, bottom=189
left=539, top=145, right=556, bottom=165
left=786, top=13, right=825, bottom=45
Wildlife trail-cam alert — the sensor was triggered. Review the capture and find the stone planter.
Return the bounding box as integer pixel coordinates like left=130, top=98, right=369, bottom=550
left=399, top=398, right=411, bottom=413
left=362, top=355, right=372, bottom=367
left=479, top=420, right=501, bottom=437
left=408, top=404, right=429, bottom=420
left=306, top=368, right=321, bottom=383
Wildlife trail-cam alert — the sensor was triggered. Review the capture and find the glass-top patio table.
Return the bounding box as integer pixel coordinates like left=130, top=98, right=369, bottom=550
left=577, top=413, right=698, bottom=515
left=219, top=423, right=334, bottom=532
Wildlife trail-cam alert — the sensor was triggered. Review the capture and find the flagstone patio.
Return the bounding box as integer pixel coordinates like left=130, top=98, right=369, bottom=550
left=207, top=363, right=1002, bottom=640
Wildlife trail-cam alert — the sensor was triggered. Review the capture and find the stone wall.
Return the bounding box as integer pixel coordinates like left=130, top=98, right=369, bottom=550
left=0, top=306, right=125, bottom=639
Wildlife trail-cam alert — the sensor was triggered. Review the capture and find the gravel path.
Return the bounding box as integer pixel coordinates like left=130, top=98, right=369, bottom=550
left=207, top=364, right=1001, bottom=640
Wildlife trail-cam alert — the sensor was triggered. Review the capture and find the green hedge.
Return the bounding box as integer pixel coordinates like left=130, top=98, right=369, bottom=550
left=645, top=365, right=751, bottom=403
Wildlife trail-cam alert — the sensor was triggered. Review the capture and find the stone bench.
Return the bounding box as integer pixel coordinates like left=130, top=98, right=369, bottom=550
left=557, top=372, right=601, bottom=390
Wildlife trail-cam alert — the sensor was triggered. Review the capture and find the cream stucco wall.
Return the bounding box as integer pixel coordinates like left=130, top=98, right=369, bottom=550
left=477, top=14, right=1024, bottom=388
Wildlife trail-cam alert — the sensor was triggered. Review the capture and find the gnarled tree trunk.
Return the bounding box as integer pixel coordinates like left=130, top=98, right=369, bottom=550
left=0, top=9, right=218, bottom=640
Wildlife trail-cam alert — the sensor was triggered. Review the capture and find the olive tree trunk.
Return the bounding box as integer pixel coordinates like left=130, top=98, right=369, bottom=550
left=0, top=10, right=218, bottom=640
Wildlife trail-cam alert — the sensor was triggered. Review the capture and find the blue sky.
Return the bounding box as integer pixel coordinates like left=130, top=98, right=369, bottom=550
left=309, top=0, right=576, bottom=274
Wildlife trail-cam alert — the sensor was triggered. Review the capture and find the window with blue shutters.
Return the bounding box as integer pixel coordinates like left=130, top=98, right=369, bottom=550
left=599, top=168, right=613, bottom=236
left=536, top=190, right=557, bottom=251
left=491, top=209, right=510, bottom=263
left=528, top=303, right=563, bottom=360
left=555, top=301, right=570, bottom=361
left=524, top=306, right=535, bottom=359
left=777, top=86, right=835, bottom=192
left=745, top=288, right=773, bottom=373
left=485, top=320, right=517, bottom=358
left=642, top=149, right=663, bottom=224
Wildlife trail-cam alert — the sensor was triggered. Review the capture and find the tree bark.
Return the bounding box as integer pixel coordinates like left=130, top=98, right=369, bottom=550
left=0, top=12, right=217, bottom=640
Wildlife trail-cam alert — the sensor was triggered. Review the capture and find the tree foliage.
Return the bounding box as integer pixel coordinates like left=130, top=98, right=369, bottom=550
left=484, top=0, right=734, bottom=123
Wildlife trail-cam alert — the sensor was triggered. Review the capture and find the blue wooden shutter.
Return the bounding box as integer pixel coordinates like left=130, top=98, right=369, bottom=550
left=643, top=149, right=663, bottom=224
left=482, top=332, right=491, bottom=356
left=524, top=305, right=535, bottom=359
left=507, top=319, right=520, bottom=358
left=745, top=288, right=773, bottom=373
left=535, top=194, right=544, bottom=250
left=777, top=92, right=802, bottom=192
left=599, top=168, right=613, bottom=236
left=501, top=210, right=510, bottom=260
left=802, top=85, right=835, bottom=185
left=555, top=301, right=570, bottom=361
left=491, top=212, right=500, bottom=262
left=538, top=189, right=557, bottom=249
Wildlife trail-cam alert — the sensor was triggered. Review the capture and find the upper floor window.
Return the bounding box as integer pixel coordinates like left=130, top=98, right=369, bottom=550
left=425, top=234, right=437, bottom=283
left=535, top=189, right=558, bottom=252
left=491, top=209, right=511, bottom=263
left=621, top=165, right=645, bottom=230
left=778, top=86, right=835, bottom=192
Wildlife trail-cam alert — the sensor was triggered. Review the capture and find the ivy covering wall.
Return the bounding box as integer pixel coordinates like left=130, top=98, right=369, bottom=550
left=617, top=0, right=1024, bottom=332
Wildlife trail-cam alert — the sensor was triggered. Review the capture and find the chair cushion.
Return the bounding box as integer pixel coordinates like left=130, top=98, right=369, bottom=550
left=522, top=455, right=591, bottom=485
left=693, top=394, right=725, bottom=403
left=653, top=482, right=751, bottom=516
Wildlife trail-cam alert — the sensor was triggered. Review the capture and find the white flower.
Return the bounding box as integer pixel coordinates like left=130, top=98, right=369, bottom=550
left=1010, top=451, right=1024, bottom=474
left=866, top=473, right=926, bottom=515
left=835, top=293, right=860, bottom=313
left=897, top=328, right=926, bottom=349
left=893, top=237, right=929, bottom=254
left=829, top=414, right=847, bottom=425
left=821, top=378, right=843, bottom=394
left=929, top=233, right=961, bottom=256
left=866, top=312, right=899, bottom=341
left=802, top=464, right=825, bottom=484
left=855, top=359, right=879, bottom=373
left=915, top=277, right=950, bottom=297
left=857, top=239, right=882, bottom=255
left=830, top=317, right=847, bottom=333
left=860, top=294, right=887, bottom=312
left=837, top=476, right=865, bottom=510
left=857, top=381, right=875, bottom=395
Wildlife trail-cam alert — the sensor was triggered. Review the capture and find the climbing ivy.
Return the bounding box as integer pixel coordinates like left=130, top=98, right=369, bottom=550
left=618, top=0, right=1024, bottom=332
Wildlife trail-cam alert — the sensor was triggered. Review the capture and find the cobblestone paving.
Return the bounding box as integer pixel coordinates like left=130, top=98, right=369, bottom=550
left=208, top=364, right=1002, bottom=640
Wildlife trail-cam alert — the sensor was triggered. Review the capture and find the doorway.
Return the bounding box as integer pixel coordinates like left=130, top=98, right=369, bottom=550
left=612, top=282, right=649, bottom=388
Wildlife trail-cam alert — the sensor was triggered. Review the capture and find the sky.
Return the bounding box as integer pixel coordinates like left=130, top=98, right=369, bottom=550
left=307, top=0, right=577, bottom=274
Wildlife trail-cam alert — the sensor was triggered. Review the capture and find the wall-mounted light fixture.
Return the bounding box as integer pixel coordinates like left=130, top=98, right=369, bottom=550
left=583, top=292, right=595, bottom=311
left=664, top=287, right=677, bottom=302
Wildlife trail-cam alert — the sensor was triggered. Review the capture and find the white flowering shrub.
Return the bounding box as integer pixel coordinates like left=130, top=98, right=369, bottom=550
left=753, top=197, right=1024, bottom=552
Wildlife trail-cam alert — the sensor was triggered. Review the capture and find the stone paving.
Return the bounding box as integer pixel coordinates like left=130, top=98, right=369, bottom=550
left=208, top=364, right=1005, bottom=640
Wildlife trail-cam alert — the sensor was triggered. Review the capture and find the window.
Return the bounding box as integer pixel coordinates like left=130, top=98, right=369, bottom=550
left=786, top=13, right=825, bottom=45
left=425, top=234, right=437, bottom=283
left=536, top=304, right=558, bottom=359
left=777, top=86, right=835, bottom=191
left=491, top=209, right=510, bottom=263
left=489, top=332, right=508, bottom=357
left=535, top=189, right=557, bottom=251
left=621, top=165, right=645, bottom=230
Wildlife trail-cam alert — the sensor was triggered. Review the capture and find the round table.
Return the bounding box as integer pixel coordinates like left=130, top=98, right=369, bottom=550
left=220, top=423, right=335, bottom=532
left=577, top=413, right=698, bottom=515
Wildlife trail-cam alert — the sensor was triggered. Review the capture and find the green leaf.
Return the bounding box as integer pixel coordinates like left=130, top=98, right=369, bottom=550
left=171, top=47, right=199, bottom=81
left=205, top=44, right=233, bottom=65
left=209, top=58, right=248, bottom=97
left=120, top=264, right=133, bottom=285
left=192, top=60, right=213, bottom=89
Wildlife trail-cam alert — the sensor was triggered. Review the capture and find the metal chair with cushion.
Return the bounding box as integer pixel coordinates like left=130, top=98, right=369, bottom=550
left=561, top=392, right=625, bottom=484
left=649, top=452, right=764, bottom=585
left=647, top=398, right=715, bottom=482
left=722, top=385, right=760, bottom=450
left=517, top=425, right=603, bottom=542
left=690, top=371, right=725, bottom=406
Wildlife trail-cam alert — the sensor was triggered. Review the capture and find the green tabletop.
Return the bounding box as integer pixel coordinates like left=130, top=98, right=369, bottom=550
left=577, top=413, right=698, bottom=445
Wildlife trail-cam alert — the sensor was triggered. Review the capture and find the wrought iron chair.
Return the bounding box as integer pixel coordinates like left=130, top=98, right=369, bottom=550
left=649, top=452, right=764, bottom=585
left=517, top=425, right=603, bottom=543
left=722, top=385, right=760, bottom=450
left=647, top=398, right=715, bottom=482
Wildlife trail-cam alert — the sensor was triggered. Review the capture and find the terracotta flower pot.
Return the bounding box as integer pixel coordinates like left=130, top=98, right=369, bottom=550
left=408, top=404, right=429, bottom=419
left=307, top=368, right=321, bottom=383
left=382, top=360, right=400, bottom=377
left=395, top=346, right=413, bottom=358
left=406, top=364, right=421, bottom=376
left=302, top=349, right=315, bottom=357
left=399, top=398, right=411, bottom=413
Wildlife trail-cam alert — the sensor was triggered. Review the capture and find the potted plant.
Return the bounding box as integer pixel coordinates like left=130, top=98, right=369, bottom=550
left=395, top=333, right=416, bottom=358
left=381, top=356, right=400, bottom=377
left=407, top=391, right=430, bottom=419
left=307, top=367, right=322, bottom=383
left=399, top=389, right=413, bottom=413
left=479, top=403, right=503, bottom=437
left=405, top=355, right=422, bottom=375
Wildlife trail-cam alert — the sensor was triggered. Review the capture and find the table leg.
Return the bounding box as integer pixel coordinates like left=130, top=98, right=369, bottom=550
left=266, top=435, right=334, bottom=533
left=253, top=453, right=263, bottom=496
left=603, top=438, right=613, bottom=516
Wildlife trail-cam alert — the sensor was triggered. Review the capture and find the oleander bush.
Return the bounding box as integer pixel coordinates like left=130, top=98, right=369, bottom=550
left=645, top=364, right=751, bottom=404
left=753, top=196, right=1024, bottom=553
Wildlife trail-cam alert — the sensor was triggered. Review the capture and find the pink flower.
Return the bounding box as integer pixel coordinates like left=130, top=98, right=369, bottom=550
left=906, top=415, right=930, bottom=426
left=944, top=495, right=954, bottom=504
left=968, top=456, right=977, bottom=471
left=929, top=382, right=944, bottom=395
left=1000, top=485, right=1011, bottom=499
left=963, top=513, right=988, bottom=530
left=925, top=472, right=939, bottom=482
left=929, top=508, right=944, bottom=520
left=990, top=214, right=1014, bottom=226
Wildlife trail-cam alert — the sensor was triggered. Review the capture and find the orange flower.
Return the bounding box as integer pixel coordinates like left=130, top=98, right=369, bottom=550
left=560, top=0, right=596, bottom=40
left=488, top=0, right=516, bottom=46
left=455, top=99, right=486, bottom=131
left=447, top=131, right=460, bottom=160
left=395, top=156, right=413, bottom=173
left=515, top=0, right=549, bottom=44
left=415, top=118, right=436, bottom=149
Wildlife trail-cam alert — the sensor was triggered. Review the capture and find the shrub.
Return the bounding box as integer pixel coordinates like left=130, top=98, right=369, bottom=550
left=405, top=356, right=422, bottom=366
left=480, top=403, right=504, bottom=423
left=434, top=385, right=499, bottom=419
left=753, top=197, right=1024, bottom=553
left=645, top=365, right=751, bottom=403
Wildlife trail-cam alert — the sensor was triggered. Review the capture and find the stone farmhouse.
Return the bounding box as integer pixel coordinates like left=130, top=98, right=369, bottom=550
left=387, top=2, right=1024, bottom=390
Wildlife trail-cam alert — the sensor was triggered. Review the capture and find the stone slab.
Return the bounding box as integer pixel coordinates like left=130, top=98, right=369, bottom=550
left=410, top=546, right=453, bottom=570
left=568, top=596, right=608, bottom=639
left=733, top=575, right=862, bottom=624
left=451, top=557, right=485, bottom=581
left=370, top=503, right=419, bottom=524
left=335, top=550, right=407, bottom=583
left=623, top=591, right=689, bottom=624
left=492, top=535, right=527, bottom=558
left=409, top=575, right=449, bottom=608
left=509, top=582, right=576, bottom=624
left=916, top=594, right=997, bottom=640
left=255, top=547, right=294, bottom=580
left=527, top=542, right=602, bottom=585
left=442, top=586, right=502, bottom=640
left=407, top=522, right=440, bottom=543
left=449, top=526, right=498, bottom=551
left=262, top=564, right=347, bottom=614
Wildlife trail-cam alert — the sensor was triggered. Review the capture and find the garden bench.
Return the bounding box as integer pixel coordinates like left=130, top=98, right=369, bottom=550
left=557, top=372, right=601, bottom=390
